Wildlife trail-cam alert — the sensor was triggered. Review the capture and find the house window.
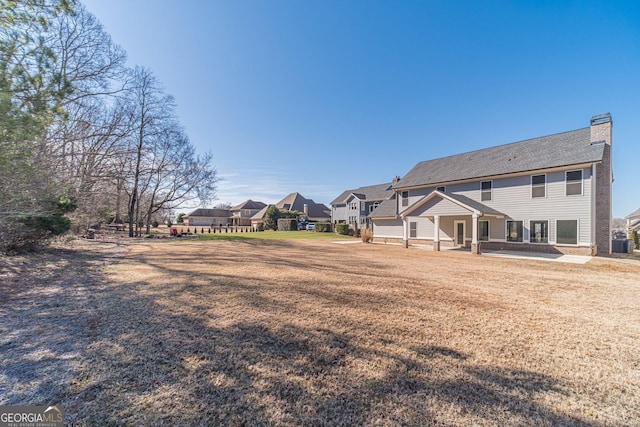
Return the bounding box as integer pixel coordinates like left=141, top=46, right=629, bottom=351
left=506, top=220, right=523, bottom=242
left=557, top=220, right=578, bottom=244
left=361, top=202, right=366, bottom=211
left=349, top=202, right=358, bottom=210
left=401, top=191, right=409, bottom=207
left=481, top=181, right=492, bottom=201
left=531, top=174, right=546, bottom=198
left=409, top=221, right=417, bottom=238
left=369, top=202, right=380, bottom=213
left=436, top=186, right=446, bottom=192
left=478, top=220, right=489, bottom=241
left=566, top=170, right=583, bottom=196
left=530, top=220, right=548, bottom=243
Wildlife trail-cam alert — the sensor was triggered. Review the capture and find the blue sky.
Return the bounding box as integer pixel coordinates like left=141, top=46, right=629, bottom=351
left=82, top=0, right=639, bottom=217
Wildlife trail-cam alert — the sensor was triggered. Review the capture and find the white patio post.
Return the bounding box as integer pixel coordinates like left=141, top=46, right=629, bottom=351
left=402, top=217, right=409, bottom=248
left=433, top=215, right=440, bottom=251
left=472, top=213, right=479, bottom=255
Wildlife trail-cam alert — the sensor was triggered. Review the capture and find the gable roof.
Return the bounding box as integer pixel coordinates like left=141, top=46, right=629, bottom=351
left=396, top=128, right=605, bottom=189
left=186, top=208, right=230, bottom=218
left=330, top=182, right=394, bottom=205
left=251, top=193, right=330, bottom=220
left=401, top=191, right=504, bottom=218
left=367, top=198, right=398, bottom=219
left=231, top=199, right=267, bottom=211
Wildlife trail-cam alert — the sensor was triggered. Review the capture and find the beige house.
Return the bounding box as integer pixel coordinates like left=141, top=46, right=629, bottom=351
left=230, top=200, right=267, bottom=226
left=251, top=192, right=331, bottom=227
left=626, top=208, right=640, bottom=233
left=183, top=208, right=231, bottom=227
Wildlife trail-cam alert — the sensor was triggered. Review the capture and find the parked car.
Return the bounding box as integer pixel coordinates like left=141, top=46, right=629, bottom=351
left=298, top=222, right=307, bottom=230
left=306, top=223, right=315, bottom=231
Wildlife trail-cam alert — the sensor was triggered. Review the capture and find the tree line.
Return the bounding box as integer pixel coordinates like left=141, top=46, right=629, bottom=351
left=0, top=0, right=217, bottom=253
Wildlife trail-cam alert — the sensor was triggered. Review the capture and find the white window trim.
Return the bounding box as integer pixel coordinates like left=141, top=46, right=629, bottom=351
left=529, top=219, right=550, bottom=244
left=531, top=173, right=547, bottom=199
left=481, top=180, right=493, bottom=202
left=565, top=169, right=584, bottom=196
left=409, top=221, right=417, bottom=238
left=401, top=191, right=409, bottom=207
left=454, top=220, right=466, bottom=246
left=555, top=219, right=580, bottom=246
left=506, top=219, right=524, bottom=243
left=478, top=219, right=490, bottom=242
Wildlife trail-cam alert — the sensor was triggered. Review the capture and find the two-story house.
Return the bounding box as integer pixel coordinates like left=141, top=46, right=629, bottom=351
left=230, top=200, right=267, bottom=226
left=369, top=114, right=612, bottom=256
left=331, top=179, right=398, bottom=229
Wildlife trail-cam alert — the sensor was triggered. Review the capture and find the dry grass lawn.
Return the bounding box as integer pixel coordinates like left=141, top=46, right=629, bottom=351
left=1, top=238, right=639, bottom=426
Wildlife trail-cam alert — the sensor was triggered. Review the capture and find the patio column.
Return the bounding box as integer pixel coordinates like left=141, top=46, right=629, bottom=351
left=471, top=213, right=479, bottom=255
left=433, top=215, right=440, bottom=251
left=402, top=217, right=409, bottom=248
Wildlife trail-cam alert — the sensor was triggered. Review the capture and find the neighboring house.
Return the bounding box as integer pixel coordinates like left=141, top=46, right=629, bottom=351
left=331, top=178, right=398, bottom=229
left=230, top=200, right=267, bottom=226
left=251, top=192, right=331, bottom=227
left=626, top=208, right=640, bottom=233
left=370, top=113, right=613, bottom=256
left=184, top=208, right=231, bottom=227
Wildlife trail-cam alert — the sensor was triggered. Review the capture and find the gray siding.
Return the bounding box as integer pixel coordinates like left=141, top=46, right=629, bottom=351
left=372, top=219, right=403, bottom=238
left=412, top=197, right=472, bottom=216
left=332, top=204, right=347, bottom=223
left=397, top=165, right=593, bottom=246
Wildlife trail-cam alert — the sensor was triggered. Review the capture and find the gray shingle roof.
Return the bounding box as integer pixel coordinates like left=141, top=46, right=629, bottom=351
left=231, top=199, right=267, bottom=211
left=367, top=198, right=397, bottom=219
left=395, top=128, right=605, bottom=189
left=251, top=193, right=330, bottom=220
left=330, top=182, right=394, bottom=205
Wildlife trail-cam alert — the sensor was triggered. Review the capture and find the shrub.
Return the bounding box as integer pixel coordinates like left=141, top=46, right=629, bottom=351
left=166, top=220, right=173, bottom=227
left=193, top=227, right=197, bottom=234
left=314, top=222, right=331, bottom=232
left=152, top=220, right=159, bottom=228
left=187, top=227, right=191, bottom=233
left=631, top=229, right=639, bottom=249
left=360, top=228, right=373, bottom=243
left=277, top=218, right=297, bottom=231
left=201, top=227, right=204, bottom=234
left=335, top=223, right=350, bottom=235
left=257, top=223, right=264, bottom=232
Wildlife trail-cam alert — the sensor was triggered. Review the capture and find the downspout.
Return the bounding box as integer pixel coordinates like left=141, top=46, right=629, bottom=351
left=591, top=163, right=597, bottom=255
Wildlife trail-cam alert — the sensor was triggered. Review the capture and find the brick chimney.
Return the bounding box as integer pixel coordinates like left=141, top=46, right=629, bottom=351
left=303, top=204, right=309, bottom=216
left=591, top=113, right=612, bottom=255
left=392, top=175, right=401, bottom=186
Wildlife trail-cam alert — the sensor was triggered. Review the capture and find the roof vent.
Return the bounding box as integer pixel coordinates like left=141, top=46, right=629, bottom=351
left=590, top=113, right=611, bottom=126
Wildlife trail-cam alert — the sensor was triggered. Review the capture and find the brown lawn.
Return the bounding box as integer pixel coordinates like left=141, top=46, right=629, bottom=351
left=1, top=238, right=639, bottom=426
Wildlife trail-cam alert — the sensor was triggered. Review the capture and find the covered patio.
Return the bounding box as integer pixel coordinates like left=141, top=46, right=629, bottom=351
left=400, top=190, right=504, bottom=254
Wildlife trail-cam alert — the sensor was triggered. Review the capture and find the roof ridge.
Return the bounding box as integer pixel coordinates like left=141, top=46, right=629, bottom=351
left=414, top=127, right=590, bottom=166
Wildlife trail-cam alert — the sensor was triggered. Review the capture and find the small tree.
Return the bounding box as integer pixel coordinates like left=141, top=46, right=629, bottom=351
left=263, top=205, right=281, bottom=230
left=177, top=213, right=186, bottom=223
left=361, top=228, right=373, bottom=243
left=631, top=229, right=639, bottom=250
left=336, top=224, right=350, bottom=235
